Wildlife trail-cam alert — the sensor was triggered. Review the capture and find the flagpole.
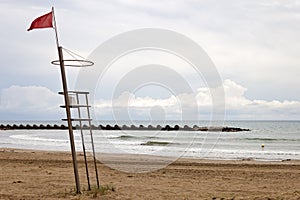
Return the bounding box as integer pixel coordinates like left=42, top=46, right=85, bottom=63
left=52, top=7, right=81, bottom=194
left=52, top=7, right=60, bottom=48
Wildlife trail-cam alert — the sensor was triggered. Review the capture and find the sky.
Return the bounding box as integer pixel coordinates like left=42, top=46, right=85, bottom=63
left=0, top=0, right=300, bottom=121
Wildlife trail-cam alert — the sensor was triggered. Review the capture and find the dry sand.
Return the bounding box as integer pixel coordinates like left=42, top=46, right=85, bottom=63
left=0, top=148, right=299, bottom=200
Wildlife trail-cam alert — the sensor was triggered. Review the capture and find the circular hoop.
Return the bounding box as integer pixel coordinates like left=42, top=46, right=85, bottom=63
left=51, top=59, right=94, bottom=67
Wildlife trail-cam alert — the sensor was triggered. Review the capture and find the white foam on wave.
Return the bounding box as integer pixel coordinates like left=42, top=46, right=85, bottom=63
left=10, top=134, right=68, bottom=143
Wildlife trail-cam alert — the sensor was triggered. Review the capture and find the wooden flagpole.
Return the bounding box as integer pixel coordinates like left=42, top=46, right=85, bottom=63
left=52, top=7, right=81, bottom=194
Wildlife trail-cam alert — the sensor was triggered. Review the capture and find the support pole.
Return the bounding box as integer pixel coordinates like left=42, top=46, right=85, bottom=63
left=53, top=7, right=81, bottom=194
left=85, top=94, right=100, bottom=188
left=58, top=46, right=81, bottom=194
left=75, top=93, right=91, bottom=190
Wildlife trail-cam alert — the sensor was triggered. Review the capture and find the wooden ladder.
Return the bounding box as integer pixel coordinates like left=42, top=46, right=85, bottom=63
left=60, top=91, right=99, bottom=190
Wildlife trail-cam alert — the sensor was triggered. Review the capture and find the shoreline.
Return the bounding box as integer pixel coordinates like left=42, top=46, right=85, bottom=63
left=2, top=147, right=299, bottom=163
left=1, top=148, right=299, bottom=199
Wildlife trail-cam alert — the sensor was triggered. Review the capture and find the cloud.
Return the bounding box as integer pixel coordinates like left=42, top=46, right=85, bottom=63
left=222, top=79, right=300, bottom=119
left=0, top=79, right=299, bottom=120
left=0, top=85, right=63, bottom=120
left=70, top=0, right=300, bottom=101
left=92, top=79, right=300, bottom=120
left=1, top=0, right=300, bottom=120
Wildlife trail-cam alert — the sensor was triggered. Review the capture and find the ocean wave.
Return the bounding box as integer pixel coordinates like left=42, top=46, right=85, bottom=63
left=244, top=138, right=300, bottom=142
left=110, top=135, right=159, bottom=140
left=140, top=141, right=172, bottom=146
left=10, top=134, right=68, bottom=143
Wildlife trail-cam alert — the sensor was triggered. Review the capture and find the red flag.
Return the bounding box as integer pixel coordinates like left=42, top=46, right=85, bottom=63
left=27, top=11, right=53, bottom=31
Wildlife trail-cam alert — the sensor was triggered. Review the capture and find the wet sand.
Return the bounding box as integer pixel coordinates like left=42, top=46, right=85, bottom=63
left=0, top=148, right=299, bottom=199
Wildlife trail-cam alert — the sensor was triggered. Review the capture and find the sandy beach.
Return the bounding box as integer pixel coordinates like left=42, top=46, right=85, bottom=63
left=0, top=148, right=299, bottom=200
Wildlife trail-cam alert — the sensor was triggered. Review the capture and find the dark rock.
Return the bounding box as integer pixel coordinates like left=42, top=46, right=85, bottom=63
left=106, top=125, right=112, bottom=130
left=114, top=125, right=121, bottom=130
left=39, top=124, right=46, bottom=129
left=193, top=125, right=199, bottom=129
left=32, top=124, right=38, bottom=129
left=60, top=124, right=67, bottom=129
left=139, top=125, right=146, bottom=130
left=46, top=124, right=52, bottom=129
left=194, top=126, right=250, bottom=132
left=19, top=124, right=25, bottom=129
left=130, top=125, right=137, bottom=130
left=161, top=125, right=170, bottom=131
left=99, top=125, right=105, bottom=130
left=183, top=125, right=193, bottom=131
left=53, top=124, right=59, bottom=129
left=147, top=125, right=154, bottom=130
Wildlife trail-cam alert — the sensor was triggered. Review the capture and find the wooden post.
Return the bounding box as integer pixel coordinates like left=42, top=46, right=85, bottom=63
left=85, top=94, right=100, bottom=188
left=58, top=46, right=81, bottom=194
left=53, top=7, right=81, bottom=194
left=75, top=93, right=91, bottom=190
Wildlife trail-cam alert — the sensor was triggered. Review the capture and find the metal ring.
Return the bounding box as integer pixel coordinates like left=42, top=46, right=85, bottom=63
left=51, top=59, right=94, bottom=67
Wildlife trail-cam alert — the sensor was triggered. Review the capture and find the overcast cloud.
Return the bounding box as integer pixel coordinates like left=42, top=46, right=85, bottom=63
left=0, top=0, right=300, bottom=120
left=1, top=80, right=299, bottom=121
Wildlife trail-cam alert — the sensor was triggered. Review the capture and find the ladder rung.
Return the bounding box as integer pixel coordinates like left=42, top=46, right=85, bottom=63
left=60, top=105, right=91, bottom=108
left=62, top=118, right=92, bottom=121
left=58, top=91, right=89, bottom=95
left=68, top=91, right=90, bottom=94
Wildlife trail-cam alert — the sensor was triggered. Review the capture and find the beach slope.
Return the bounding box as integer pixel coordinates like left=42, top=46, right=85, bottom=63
left=0, top=148, right=299, bottom=199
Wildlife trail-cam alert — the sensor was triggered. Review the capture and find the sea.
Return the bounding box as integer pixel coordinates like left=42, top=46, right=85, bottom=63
left=0, top=120, right=299, bottom=161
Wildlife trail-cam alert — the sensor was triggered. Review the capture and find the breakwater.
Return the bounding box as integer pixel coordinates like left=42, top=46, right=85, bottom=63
left=0, top=124, right=250, bottom=132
